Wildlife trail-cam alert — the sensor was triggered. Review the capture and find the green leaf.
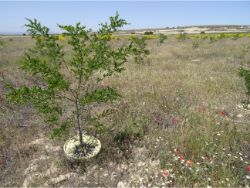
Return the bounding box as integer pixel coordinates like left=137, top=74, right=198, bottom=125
left=51, top=121, right=71, bottom=138
left=80, top=87, right=120, bottom=105
left=22, top=56, right=69, bottom=91
left=129, top=36, right=149, bottom=64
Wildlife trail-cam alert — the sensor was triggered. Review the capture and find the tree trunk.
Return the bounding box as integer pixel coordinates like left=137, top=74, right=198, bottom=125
left=75, top=100, right=84, bottom=146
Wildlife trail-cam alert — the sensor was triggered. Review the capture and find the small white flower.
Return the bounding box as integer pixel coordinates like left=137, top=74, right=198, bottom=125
left=225, top=178, right=229, bottom=182
left=207, top=185, right=212, bottom=188
left=227, top=154, right=231, bottom=157
left=246, top=175, right=250, bottom=180
left=208, top=178, right=211, bottom=181
left=234, top=156, right=238, bottom=159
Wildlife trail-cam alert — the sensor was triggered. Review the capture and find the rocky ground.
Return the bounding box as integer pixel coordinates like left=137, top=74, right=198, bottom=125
left=16, top=135, right=166, bottom=187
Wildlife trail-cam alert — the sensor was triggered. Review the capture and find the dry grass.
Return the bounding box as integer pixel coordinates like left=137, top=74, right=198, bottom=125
left=0, top=35, right=249, bottom=186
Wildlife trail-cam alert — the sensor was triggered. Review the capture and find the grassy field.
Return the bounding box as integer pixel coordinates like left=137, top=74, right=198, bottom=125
left=0, top=34, right=249, bottom=187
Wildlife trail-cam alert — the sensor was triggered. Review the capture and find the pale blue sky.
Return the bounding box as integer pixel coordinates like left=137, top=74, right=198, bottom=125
left=0, top=1, right=250, bottom=33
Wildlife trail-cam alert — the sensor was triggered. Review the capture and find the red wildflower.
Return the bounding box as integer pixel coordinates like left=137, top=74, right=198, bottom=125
left=174, top=148, right=179, bottom=155
left=163, top=170, right=169, bottom=177
left=247, top=165, right=250, bottom=172
left=186, top=160, right=192, bottom=166
left=219, top=111, right=226, bottom=117
left=179, top=154, right=185, bottom=160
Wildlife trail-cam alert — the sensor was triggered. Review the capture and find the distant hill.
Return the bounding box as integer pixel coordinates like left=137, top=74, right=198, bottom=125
left=117, top=25, right=250, bottom=35
left=1, top=25, right=250, bottom=36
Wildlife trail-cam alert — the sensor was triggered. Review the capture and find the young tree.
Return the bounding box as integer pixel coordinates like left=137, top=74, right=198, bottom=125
left=158, top=33, right=168, bottom=45
left=6, top=13, right=147, bottom=157
left=129, top=36, right=149, bottom=64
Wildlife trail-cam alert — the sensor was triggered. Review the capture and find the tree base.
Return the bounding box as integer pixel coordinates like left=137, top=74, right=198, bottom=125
left=63, top=135, right=101, bottom=162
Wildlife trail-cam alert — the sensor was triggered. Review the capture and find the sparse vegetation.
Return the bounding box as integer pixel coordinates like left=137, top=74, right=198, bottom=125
left=192, top=40, right=200, bottom=49
left=0, top=26, right=250, bottom=187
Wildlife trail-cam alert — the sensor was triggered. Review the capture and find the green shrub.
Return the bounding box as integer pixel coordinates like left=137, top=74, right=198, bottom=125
left=158, top=33, right=168, bottom=45
left=239, top=67, right=250, bottom=107
left=177, top=32, right=188, bottom=40
left=144, top=31, right=154, bottom=35
left=0, top=40, right=5, bottom=47
left=209, top=36, right=216, bottom=42
left=219, top=33, right=226, bottom=39
left=232, top=33, right=240, bottom=40
left=129, top=36, right=150, bottom=64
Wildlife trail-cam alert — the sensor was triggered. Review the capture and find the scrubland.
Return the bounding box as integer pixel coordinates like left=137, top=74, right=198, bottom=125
left=0, top=34, right=249, bottom=187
